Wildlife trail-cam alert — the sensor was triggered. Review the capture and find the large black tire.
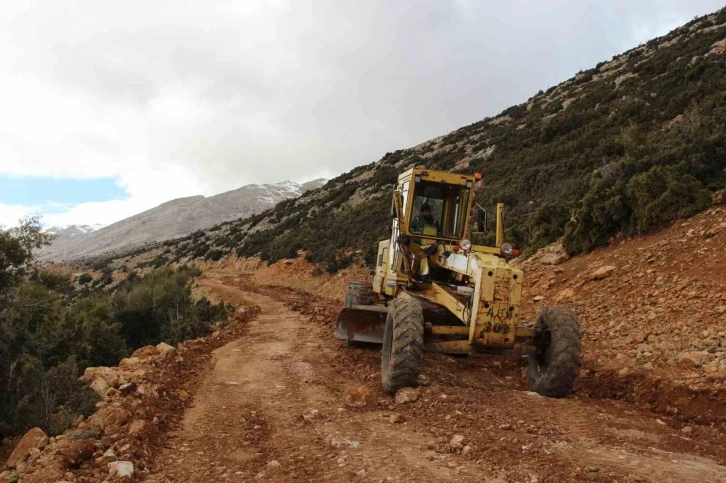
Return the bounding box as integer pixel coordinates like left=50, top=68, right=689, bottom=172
left=344, top=281, right=374, bottom=308
left=381, top=297, right=424, bottom=395
left=528, top=307, right=581, bottom=398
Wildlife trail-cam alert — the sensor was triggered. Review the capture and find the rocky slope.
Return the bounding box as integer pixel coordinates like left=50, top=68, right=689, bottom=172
left=155, top=9, right=726, bottom=271
left=518, top=205, right=726, bottom=412
left=38, top=179, right=326, bottom=263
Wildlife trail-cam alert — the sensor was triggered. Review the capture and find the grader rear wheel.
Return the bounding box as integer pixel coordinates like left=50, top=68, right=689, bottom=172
left=381, top=297, right=424, bottom=395
left=528, top=307, right=581, bottom=398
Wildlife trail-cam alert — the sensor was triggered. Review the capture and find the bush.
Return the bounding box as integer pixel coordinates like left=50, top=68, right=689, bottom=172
left=77, top=273, right=93, bottom=285
left=0, top=219, right=230, bottom=438
left=626, top=165, right=712, bottom=234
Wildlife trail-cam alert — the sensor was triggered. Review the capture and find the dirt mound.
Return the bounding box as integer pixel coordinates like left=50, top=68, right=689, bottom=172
left=202, top=254, right=369, bottom=302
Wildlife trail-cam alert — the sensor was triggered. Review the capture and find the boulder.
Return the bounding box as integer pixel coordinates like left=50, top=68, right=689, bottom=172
left=449, top=434, right=465, bottom=450
left=394, top=387, right=421, bottom=405
left=131, top=345, right=158, bottom=359
left=118, top=357, right=142, bottom=369
left=95, top=406, right=130, bottom=431
left=156, top=342, right=177, bottom=356
left=589, top=265, right=616, bottom=281
left=554, top=288, right=575, bottom=303
left=118, top=382, right=137, bottom=396
left=90, top=378, right=110, bottom=396
left=128, top=420, right=148, bottom=436
left=108, top=461, right=134, bottom=479
left=389, top=413, right=405, bottom=424
left=5, top=427, right=48, bottom=468
left=679, top=351, right=711, bottom=368
left=344, top=386, right=372, bottom=408
left=59, top=440, right=96, bottom=468
left=83, top=366, right=125, bottom=388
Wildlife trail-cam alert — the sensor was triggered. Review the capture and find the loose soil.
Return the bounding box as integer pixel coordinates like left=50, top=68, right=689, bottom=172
left=142, top=271, right=726, bottom=483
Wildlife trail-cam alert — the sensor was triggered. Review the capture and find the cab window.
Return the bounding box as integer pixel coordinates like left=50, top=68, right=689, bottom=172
left=409, top=180, right=470, bottom=240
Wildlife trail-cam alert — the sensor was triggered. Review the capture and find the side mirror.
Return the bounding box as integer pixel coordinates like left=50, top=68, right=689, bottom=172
left=476, top=209, right=487, bottom=232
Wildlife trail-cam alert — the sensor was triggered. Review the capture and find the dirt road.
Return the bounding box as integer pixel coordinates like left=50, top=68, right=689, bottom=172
left=144, top=273, right=726, bottom=482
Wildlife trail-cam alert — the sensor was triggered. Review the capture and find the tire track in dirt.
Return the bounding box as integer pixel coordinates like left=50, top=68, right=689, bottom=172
left=145, top=278, right=471, bottom=482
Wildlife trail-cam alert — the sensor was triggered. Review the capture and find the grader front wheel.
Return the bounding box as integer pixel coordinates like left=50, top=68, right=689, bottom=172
left=528, top=307, right=582, bottom=398
left=381, top=297, right=424, bottom=395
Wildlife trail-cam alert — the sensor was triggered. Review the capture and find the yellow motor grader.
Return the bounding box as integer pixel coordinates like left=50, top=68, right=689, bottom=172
left=335, top=168, right=581, bottom=398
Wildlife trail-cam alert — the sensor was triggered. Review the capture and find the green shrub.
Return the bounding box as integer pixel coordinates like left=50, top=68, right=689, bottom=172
left=77, top=273, right=93, bottom=285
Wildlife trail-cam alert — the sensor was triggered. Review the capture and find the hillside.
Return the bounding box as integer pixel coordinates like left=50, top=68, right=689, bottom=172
left=156, top=9, right=726, bottom=272
left=38, top=179, right=326, bottom=263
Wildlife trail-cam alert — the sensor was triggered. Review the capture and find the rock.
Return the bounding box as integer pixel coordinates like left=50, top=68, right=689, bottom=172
left=90, top=377, right=110, bottom=396
left=589, top=266, right=616, bottom=281
left=449, top=434, right=465, bottom=449
left=389, top=413, right=405, bottom=424
left=129, top=420, right=148, bottom=436
left=704, top=362, right=720, bottom=374
left=554, top=288, right=575, bottom=303
left=537, top=242, right=569, bottom=265
left=679, top=351, right=711, bottom=368
left=6, top=427, right=48, bottom=468
left=59, top=440, right=96, bottom=468
left=83, top=366, right=125, bottom=388
left=26, top=447, right=41, bottom=463
left=96, top=406, right=130, bottom=430
left=681, top=426, right=693, bottom=434
left=532, top=295, right=545, bottom=302
left=131, top=345, right=157, bottom=358
left=356, top=469, right=367, bottom=477
left=156, top=342, right=177, bottom=356
left=585, top=466, right=600, bottom=473
left=118, top=382, right=137, bottom=395
left=345, top=386, right=372, bottom=408
left=119, top=357, right=141, bottom=369
left=267, top=460, right=281, bottom=470
left=105, top=387, right=121, bottom=400
left=461, top=444, right=473, bottom=456
left=329, top=437, right=359, bottom=449
left=302, top=409, right=319, bottom=422
left=706, top=369, right=726, bottom=380
left=108, top=461, right=134, bottom=479
left=394, top=387, right=421, bottom=405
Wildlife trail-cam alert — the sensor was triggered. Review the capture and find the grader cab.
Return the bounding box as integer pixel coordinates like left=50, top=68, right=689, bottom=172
left=335, top=168, right=581, bottom=398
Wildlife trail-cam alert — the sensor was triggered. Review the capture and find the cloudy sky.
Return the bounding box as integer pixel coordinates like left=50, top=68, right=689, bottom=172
left=1, top=0, right=723, bottom=227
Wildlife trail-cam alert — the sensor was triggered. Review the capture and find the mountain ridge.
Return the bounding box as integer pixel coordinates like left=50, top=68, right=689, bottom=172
left=39, top=179, right=327, bottom=262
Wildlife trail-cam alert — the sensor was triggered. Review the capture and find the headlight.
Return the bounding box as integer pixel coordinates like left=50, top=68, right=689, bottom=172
left=460, top=238, right=472, bottom=250
left=500, top=243, right=513, bottom=256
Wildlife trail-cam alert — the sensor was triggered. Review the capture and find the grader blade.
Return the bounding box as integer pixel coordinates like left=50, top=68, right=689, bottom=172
left=334, top=306, right=387, bottom=344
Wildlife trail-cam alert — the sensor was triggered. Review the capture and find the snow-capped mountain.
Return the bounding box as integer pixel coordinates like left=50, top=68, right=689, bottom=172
left=38, top=179, right=327, bottom=262
left=44, top=224, right=105, bottom=237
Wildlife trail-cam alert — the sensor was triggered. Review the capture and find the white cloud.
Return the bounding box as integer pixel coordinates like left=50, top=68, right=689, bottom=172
left=1, top=0, right=723, bottom=226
